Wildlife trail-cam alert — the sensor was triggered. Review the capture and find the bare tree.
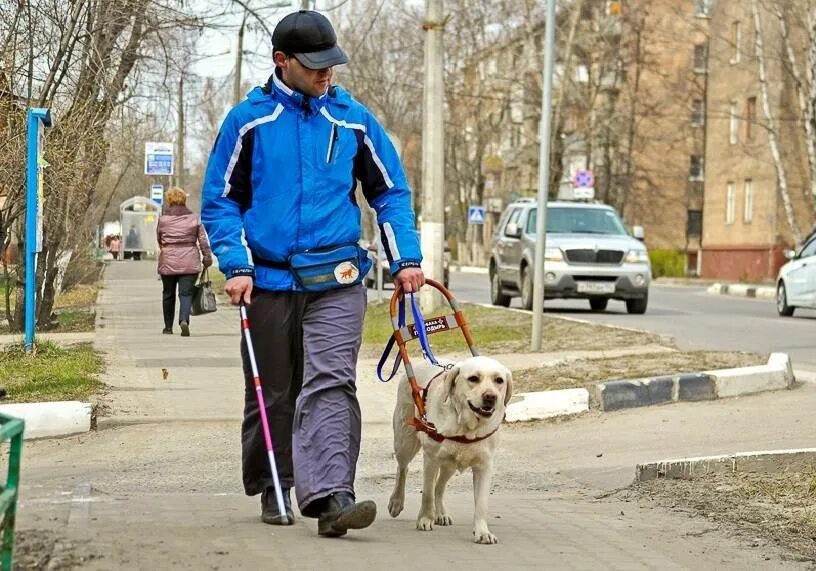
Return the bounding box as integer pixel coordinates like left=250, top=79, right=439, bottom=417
left=752, top=0, right=802, bottom=244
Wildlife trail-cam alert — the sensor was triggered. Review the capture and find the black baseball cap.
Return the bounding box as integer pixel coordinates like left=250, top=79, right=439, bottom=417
left=272, top=10, right=348, bottom=70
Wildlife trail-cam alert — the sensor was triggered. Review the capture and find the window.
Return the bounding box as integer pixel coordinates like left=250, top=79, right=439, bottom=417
left=800, top=238, right=816, bottom=258
left=691, top=99, right=705, bottom=126
left=744, top=179, right=753, bottom=223
left=726, top=182, right=735, bottom=224
left=693, top=44, right=707, bottom=73
left=695, top=0, right=711, bottom=18
left=504, top=208, right=522, bottom=237
left=687, top=210, right=703, bottom=237
left=746, top=97, right=757, bottom=140
left=689, top=155, right=704, bottom=180
left=729, top=101, right=738, bottom=144
left=731, top=21, right=741, bottom=64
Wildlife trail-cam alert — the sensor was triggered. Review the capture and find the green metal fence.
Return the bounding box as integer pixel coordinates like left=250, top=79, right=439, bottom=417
left=0, top=414, right=24, bottom=571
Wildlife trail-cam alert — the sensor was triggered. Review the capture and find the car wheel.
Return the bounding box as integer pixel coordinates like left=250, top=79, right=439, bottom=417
left=625, top=294, right=648, bottom=314
left=489, top=269, right=511, bottom=307
left=777, top=281, right=795, bottom=317
left=520, top=266, right=534, bottom=311
left=589, top=298, right=609, bottom=312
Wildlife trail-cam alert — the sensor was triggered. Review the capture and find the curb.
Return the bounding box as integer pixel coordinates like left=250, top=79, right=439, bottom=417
left=0, top=401, right=92, bottom=439
left=635, top=448, right=816, bottom=482
left=594, top=353, right=794, bottom=411
left=706, top=282, right=775, bottom=299
left=505, top=388, right=589, bottom=422
left=504, top=353, right=795, bottom=422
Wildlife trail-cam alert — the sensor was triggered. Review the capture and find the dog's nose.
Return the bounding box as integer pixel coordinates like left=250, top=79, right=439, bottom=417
left=482, top=392, right=497, bottom=407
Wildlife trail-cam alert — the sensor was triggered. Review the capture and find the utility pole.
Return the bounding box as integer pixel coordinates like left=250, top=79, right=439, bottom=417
left=420, top=0, right=445, bottom=310
left=176, top=73, right=185, bottom=191
left=301, top=0, right=311, bottom=9
left=233, top=10, right=248, bottom=105
left=531, top=0, right=556, bottom=351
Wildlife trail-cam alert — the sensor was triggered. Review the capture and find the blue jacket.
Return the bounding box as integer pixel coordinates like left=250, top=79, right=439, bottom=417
left=200, top=71, right=422, bottom=290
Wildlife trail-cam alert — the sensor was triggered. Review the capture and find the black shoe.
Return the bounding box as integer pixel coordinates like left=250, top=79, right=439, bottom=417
left=261, top=487, right=294, bottom=525
left=179, top=321, right=190, bottom=337
left=317, top=492, right=376, bottom=537
left=162, top=328, right=173, bottom=335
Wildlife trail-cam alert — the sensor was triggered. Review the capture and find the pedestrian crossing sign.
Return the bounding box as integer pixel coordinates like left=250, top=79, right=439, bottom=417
left=468, top=206, right=486, bottom=224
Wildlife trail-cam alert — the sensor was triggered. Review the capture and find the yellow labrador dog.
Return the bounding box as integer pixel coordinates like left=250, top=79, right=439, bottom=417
left=388, top=356, right=512, bottom=544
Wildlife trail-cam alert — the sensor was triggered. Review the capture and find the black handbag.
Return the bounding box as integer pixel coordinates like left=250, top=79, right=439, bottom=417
left=191, top=268, right=217, bottom=315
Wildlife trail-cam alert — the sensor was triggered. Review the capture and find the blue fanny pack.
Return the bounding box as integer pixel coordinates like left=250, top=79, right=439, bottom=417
left=288, top=243, right=366, bottom=291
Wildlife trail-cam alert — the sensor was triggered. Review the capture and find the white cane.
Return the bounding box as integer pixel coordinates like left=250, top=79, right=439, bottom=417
left=239, top=302, right=288, bottom=524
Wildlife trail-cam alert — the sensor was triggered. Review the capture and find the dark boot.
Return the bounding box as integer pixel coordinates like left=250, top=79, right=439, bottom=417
left=317, top=492, right=376, bottom=537
left=179, top=321, right=190, bottom=337
left=261, top=487, right=294, bottom=525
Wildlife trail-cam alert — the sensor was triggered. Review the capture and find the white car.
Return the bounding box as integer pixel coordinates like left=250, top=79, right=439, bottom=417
left=776, top=233, right=816, bottom=316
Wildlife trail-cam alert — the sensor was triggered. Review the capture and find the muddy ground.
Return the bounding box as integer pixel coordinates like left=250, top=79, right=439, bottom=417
left=623, top=471, right=816, bottom=564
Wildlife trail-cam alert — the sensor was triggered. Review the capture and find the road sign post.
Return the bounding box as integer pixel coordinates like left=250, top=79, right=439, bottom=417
left=25, top=108, right=53, bottom=352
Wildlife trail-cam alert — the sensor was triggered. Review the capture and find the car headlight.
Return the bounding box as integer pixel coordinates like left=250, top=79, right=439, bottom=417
left=545, top=247, right=564, bottom=262
left=625, top=249, right=650, bottom=264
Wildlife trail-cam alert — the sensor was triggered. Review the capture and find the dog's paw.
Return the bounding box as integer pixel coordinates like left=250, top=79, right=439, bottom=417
left=416, top=516, right=434, bottom=531
left=388, top=496, right=404, bottom=518
left=473, top=529, right=499, bottom=545
left=434, top=513, right=453, bottom=526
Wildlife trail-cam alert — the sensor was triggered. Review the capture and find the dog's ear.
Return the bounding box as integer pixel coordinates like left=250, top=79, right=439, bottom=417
left=502, top=368, right=514, bottom=406
left=442, top=365, right=460, bottom=404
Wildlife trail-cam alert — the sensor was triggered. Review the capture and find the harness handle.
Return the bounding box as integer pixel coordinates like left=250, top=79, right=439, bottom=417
left=387, top=279, right=479, bottom=422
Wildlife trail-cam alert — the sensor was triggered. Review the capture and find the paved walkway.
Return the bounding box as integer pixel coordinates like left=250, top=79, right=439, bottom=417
left=14, top=261, right=811, bottom=569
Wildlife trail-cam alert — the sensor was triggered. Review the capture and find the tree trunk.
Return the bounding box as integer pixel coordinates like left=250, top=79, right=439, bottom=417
left=775, top=4, right=816, bottom=213
left=753, top=0, right=802, bottom=244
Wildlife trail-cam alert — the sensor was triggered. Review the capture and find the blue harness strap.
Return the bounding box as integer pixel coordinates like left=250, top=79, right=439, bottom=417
left=377, top=293, right=441, bottom=383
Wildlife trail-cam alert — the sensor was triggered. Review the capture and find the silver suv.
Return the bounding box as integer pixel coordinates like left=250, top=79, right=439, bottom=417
left=489, top=199, right=651, bottom=314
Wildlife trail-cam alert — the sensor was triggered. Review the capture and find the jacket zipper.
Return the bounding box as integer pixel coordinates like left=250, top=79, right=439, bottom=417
left=326, top=123, right=338, bottom=163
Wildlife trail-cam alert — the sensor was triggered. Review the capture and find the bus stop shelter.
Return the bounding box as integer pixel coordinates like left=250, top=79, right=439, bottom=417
left=119, top=196, right=159, bottom=259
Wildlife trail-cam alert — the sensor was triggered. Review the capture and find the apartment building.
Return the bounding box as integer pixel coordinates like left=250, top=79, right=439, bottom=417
left=458, top=0, right=710, bottom=270
left=702, top=0, right=816, bottom=280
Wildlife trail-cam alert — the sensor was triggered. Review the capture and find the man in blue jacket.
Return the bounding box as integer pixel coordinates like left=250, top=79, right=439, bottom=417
left=201, top=10, right=424, bottom=537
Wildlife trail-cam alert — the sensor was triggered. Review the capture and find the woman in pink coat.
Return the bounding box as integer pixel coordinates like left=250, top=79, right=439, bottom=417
left=157, top=188, right=212, bottom=336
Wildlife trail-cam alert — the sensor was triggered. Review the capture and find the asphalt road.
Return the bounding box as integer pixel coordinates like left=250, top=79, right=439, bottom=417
left=437, top=271, right=816, bottom=371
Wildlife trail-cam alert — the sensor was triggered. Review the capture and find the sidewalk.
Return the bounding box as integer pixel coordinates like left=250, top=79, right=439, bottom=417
left=13, top=261, right=811, bottom=568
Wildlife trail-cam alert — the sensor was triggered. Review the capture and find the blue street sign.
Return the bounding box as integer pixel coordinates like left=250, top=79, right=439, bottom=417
left=468, top=205, right=486, bottom=224
left=144, top=142, right=174, bottom=176
left=150, top=184, right=164, bottom=205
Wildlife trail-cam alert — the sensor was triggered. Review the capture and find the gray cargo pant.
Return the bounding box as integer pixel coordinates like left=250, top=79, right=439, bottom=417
left=240, top=284, right=366, bottom=517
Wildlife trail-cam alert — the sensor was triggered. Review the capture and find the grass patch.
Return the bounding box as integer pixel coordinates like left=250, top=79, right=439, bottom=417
left=54, top=284, right=98, bottom=310
left=513, top=350, right=768, bottom=392
left=0, top=341, right=104, bottom=403
left=362, top=301, right=665, bottom=358
left=54, top=310, right=96, bottom=332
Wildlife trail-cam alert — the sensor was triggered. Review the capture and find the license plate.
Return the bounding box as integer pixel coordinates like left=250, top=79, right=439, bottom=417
left=577, top=281, right=616, bottom=294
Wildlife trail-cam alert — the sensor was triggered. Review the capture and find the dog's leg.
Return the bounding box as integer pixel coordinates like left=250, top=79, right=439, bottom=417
left=388, top=427, right=420, bottom=518
left=472, top=461, right=498, bottom=544
left=416, top=451, right=439, bottom=531
left=433, top=462, right=456, bottom=526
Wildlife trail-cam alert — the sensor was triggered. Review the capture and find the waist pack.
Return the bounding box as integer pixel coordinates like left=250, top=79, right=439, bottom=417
left=287, top=243, right=366, bottom=292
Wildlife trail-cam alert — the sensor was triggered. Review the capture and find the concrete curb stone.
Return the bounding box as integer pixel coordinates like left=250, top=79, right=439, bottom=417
left=706, top=282, right=776, bottom=299
left=636, top=448, right=816, bottom=482
left=506, top=353, right=795, bottom=422
left=0, top=401, right=92, bottom=439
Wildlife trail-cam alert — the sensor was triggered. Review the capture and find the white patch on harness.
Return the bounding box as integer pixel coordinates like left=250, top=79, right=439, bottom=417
left=334, top=261, right=360, bottom=284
